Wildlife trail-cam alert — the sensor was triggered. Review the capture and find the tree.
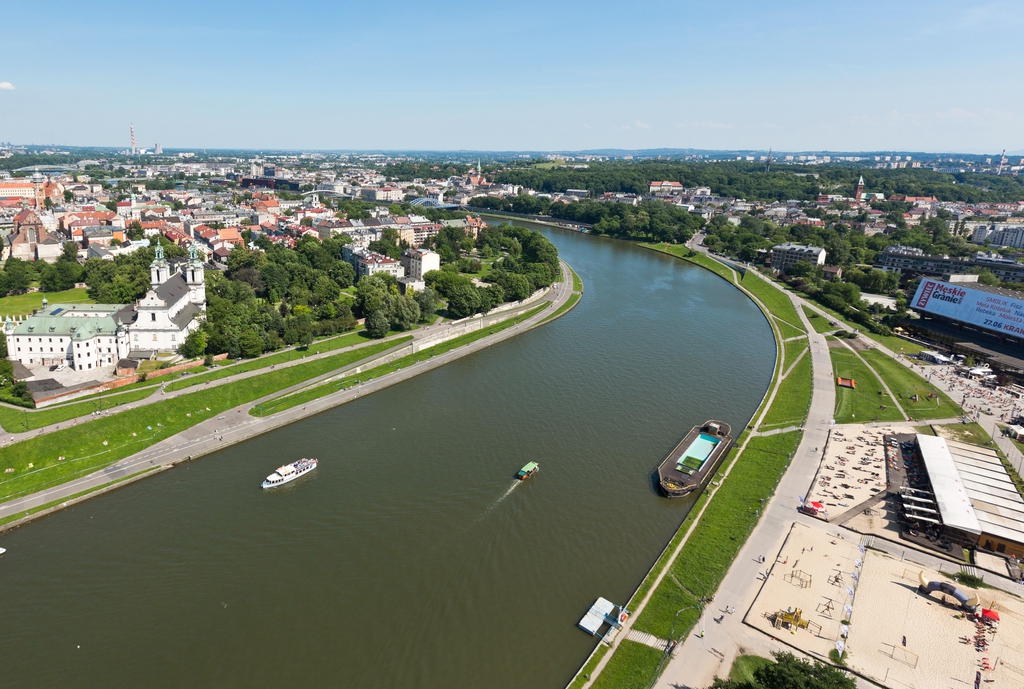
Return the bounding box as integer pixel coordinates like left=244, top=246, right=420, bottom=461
left=391, top=293, right=420, bottom=330
left=237, top=329, right=264, bottom=358
left=415, top=287, right=437, bottom=321
left=446, top=284, right=481, bottom=318
left=63, top=190, right=74, bottom=203
left=365, top=309, right=390, bottom=338
left=355, top=274, right=395, bottom=321
left=707, top=652, right=855, bottom=689
left=178, top=329, right=208, bottom=359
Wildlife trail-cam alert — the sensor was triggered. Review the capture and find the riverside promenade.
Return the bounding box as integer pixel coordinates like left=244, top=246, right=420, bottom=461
left=654, top=246, right=1024, bottom=689
left=0, top=261, right=578, bottom=529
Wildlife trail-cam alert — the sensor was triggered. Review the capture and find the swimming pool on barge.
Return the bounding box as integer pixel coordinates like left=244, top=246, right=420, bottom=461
left=675, top=433, right=722, bottom=474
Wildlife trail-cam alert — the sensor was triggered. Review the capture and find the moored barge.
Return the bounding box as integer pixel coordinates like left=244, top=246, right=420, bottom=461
left=656, top=420, right=732, bottom=498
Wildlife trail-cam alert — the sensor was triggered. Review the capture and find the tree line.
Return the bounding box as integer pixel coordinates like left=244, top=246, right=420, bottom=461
left=492, top=161, right=1024, bottom=203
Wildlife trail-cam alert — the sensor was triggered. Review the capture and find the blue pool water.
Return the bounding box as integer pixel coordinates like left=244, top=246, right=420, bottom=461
left=677, top=433, right=721, bottom=471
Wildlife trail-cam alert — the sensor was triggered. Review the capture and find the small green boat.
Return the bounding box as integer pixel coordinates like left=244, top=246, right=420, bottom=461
left=516, top=462, right=539, bottom=480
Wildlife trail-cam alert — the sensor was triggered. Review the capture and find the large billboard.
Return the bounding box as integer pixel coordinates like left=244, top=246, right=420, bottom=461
left=912, top=279, right=1024, bottom=337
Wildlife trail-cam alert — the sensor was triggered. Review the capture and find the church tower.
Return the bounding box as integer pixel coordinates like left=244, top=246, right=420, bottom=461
left=150, top=243, right=168, bottom=288
left=853, top=175, right=865, bottom=201
left=186, top=244, right=206, bottom=309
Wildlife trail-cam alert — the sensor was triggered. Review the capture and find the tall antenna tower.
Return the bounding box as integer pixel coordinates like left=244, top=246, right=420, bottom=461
left=996, top=149, right=1007, bottom=175
left=130, top=123, right=137, bottom=155
left=765, top=148, right=774, bottom=173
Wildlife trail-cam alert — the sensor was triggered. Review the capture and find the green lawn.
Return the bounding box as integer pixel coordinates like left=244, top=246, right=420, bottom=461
left=255, top=305, right=548, bottom=417
left=741, top=272, right=805, bottom=333
left=858, top=349, right=961, bottom=421
left=829, top=347, right=904, bottom=424
left=804, top=302, right=928, bottom=356
left=935, top=422, right=992, bottom=446
left=166, top=330, right=369, bottom=392
left=761, top=351, right=811, bottom=430
left=0, top=387, right=158, bottom=432
left=567, top=646, right=611, bottom=689
left=634, top=432, right=802, bottom=639
left=803, top=305, right=837, bottom=334
left=784, top=339, right=808, bottom=369
left=730, top=654, right=773, bottom=683
left=540, top=293, right=578, bottom=323
left=775, top=319, right=805, bottom=340
left=571, top=267, right=583, bottom=292
left=0, top=288, right=92, bottom=317
left=0, top=338, right=409, bottom=503
left=590, top=640, right=663, bottom=689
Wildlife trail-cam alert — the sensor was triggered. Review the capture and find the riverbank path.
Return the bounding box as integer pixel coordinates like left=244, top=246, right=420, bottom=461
left=655, top=245, right=1023, bottom=688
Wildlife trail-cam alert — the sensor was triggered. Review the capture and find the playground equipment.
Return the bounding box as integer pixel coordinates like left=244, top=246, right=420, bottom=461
left=770, top=607, right=822, bottom=635
left=917, top=571, right=980, bottom=612
left=784, top=569, right=812, bottom=588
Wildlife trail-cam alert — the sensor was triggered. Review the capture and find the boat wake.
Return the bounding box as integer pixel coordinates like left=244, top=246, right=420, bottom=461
left=478, top=481, right=520, bottom=519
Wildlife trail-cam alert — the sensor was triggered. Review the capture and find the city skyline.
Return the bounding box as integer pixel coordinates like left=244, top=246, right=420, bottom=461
left=2, top=0, right=1022, bottom=152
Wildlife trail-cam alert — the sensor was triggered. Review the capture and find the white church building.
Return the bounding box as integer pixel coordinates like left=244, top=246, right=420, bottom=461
left=6, top=244, right=207, bottom=371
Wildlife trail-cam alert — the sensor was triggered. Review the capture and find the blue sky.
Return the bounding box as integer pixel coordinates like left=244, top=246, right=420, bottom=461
left=2, top=0, right=1022, bottom=153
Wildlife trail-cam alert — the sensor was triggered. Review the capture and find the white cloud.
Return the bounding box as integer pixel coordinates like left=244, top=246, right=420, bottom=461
left=634, top=120, right=650, bottom=130
left=0, top=82, right=15, bottom=91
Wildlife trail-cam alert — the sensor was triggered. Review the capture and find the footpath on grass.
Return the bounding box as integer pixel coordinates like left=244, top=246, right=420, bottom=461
left=0, top=261, right=581, bottom=531
left=570, top=247, right=812, bottom=689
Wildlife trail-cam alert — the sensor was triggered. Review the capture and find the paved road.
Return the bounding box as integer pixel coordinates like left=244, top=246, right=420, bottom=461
left=0, top=262, right=576, bottom=526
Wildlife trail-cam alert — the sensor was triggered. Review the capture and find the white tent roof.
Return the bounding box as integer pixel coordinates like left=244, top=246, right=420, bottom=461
left=916, top=434, right=982, bottom=535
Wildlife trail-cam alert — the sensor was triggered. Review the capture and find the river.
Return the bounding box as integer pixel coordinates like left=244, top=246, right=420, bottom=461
left=0, top=224, right=775, bottom=689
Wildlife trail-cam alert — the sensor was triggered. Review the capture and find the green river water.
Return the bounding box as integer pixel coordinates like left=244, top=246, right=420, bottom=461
left=0, top=223, right=775, bottom=688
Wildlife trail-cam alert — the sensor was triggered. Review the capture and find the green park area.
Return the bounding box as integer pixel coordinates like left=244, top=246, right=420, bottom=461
left=255, top=303, right=550, bottom=416
left=760, top=345, right=811, bottom=431
left=578, top=251, right=812, bottom=689
left=166, top=330, right=370, bottom=391
left=589, top=432, right=803, bottom=688
left=802, top=305, right=837, bottom=334
left=0, top=386, right=158, bottom=432
left=829, top=346, right=903, bottom=424
left=740, top=272, right=805, bottom=334
left=0, top=288, right=92, bottom=317
left=0, top=338, right=407, bottom=503
left=858, top=349, right=960, bottom=420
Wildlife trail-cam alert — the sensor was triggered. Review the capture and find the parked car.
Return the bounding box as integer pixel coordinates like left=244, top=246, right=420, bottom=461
left=55, top=363, right=66, bottom=372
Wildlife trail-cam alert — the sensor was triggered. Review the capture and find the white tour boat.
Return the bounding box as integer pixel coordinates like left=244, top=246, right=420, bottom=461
left=261, top=458, right=318, bottom=489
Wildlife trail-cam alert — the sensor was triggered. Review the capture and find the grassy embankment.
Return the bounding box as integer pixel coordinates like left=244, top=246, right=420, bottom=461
left=729, top=655, right=774, bottom=684
left=0, top=466, right=161, bottom=529
left=0, top=331, right=383, bottom=431
left=760, top=343, right=811, bottom=431
left=0, top=288, right=92, bottom=317
left=584, top=254, right=809, bottom=689
left=255, top=303, right=550, bottom=416
left=829, top=346, right=904, bottom=424
left=165, top=330, right=369, bottom=392
left=0, top=338, right=407, bottom=503
left=0, top=387, right=158, bottom=432
left=803, top=305, right=838, bottom=334
left=858, top=349, right=960, bottom=420
left=797, top=297, right=928, bottom=356
left=640, top=244, right=737, bottom=285
left=740, top=271, right=806, bottom=334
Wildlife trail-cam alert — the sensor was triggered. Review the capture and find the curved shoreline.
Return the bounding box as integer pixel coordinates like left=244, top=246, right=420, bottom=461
left=0, top=260, right=583, bottom=533
left=566, top=244, right=786, bottom=689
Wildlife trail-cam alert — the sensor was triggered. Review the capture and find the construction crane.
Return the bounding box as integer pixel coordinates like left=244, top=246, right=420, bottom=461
left=996, top=149, right=1007, bottom=175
